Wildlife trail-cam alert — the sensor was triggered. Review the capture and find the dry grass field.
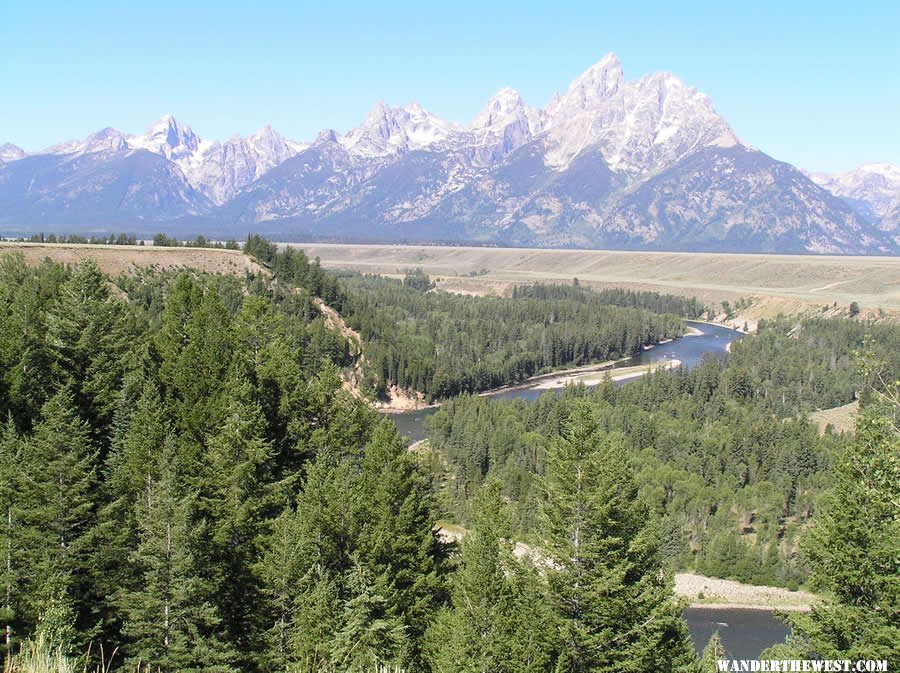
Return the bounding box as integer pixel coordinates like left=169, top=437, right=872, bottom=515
left=808, top=400, right=860, bottom=435
left=4, top=241, right=898, bottom=321
left=0, top=242, right=265, bottom=278
left=294, top=243, right=900, bottom=313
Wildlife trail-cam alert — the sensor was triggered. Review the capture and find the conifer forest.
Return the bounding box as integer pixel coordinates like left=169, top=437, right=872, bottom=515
left=0, top=238, right=897, bottom=672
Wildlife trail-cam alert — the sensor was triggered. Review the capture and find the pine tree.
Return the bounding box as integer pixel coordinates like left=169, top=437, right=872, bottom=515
left=698, top=632, right=725, bottom=673
left=44, top=259, right=129, bottom=441
left=782, top=394, right=899, bottom=662
left=17, top=390, right=98, bottom=638
left=329, top=561, right=407, bottom=672
left=264, top=453, right=357, bottom=671
left=198, top=378, right=275, bottom=669
left=0, top=418, right=22, bottom=655
left=92, top=378, right=170, bottom=647
left=540, top=401, right=696, bottom=673
left=356, top=419, right=446, bottom=670
left=256, top=510, right=305, bottom=673
left=118, top=436, right=236, bottom=673
left=0, top=270, right=53, bottom=429
left=428, top=478, right=554, bottom=673
left=156, top=283, right=235, bottom=441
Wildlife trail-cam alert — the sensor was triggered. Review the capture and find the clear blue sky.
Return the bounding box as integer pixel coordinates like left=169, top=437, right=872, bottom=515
left=2, top=0, right=897, bottom=173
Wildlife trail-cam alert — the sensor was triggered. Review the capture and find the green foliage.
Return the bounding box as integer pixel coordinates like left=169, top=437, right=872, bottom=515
left=427, top=479, right=555, bottom=673
left=14, top=233, right=140, bottom=246
left=342, top=274, right=686, bottom=400
left=423, top=316, right=899, bottom=587
left=540, top=403, right=696, bottom=672
left=0, top=253, right=445, bottom=672
left=402, top=269, right=433, bottom=292
left=698, top=632, right=725, bottom=673
left=781, top=391, right=899, bottom=662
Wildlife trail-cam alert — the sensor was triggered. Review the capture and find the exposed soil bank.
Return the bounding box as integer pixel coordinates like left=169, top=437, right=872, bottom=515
left=674, top=572, right=817, bottom=611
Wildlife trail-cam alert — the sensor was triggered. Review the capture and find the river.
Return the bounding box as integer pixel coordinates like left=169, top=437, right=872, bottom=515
left=390, top=320, right=740, bottom=443
left=389, top=320, right=791, bottom=658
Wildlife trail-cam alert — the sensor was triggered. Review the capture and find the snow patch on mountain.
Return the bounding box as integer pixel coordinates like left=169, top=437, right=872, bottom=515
left=810, top=162, right=900, bottom=221
left=542, top=54, right=739, bottom=174
left=339, top=102, right=463, bottom=159
left=0, top=143, right=28, bottom=162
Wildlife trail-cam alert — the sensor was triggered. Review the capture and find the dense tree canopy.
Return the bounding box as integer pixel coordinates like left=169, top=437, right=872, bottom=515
left=424, top=316, right=898, bottom=587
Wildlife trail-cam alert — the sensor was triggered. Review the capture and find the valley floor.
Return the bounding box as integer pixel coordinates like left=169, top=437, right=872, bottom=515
left=293, top=242, right=900, bottom=315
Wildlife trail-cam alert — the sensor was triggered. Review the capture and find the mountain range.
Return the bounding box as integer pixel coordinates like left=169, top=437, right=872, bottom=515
left=2, top=53, right=897, bottom=254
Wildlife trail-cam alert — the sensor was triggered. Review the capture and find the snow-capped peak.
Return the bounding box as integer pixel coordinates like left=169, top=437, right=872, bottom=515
left=471, top=88, right=539, bottom=132
left=468, top=88, right=542, bottom=163
left=810, top=162, right=900, bottom=220
left=131, top=114, right=200, bottom=160
left=0, top=143, right=27, bottom=162
left=542, top=54, right=739, bottom=173
left=561, top=52, right=624, bottom=108
left=340, top=101, right=459, bottom=158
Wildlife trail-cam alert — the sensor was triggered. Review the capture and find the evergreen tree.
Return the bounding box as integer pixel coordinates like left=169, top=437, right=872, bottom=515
left=0, top=265, right=54, bottom=429
left=356, top=420, right=447, bottom=670
left=118, top=436, right=236, bottom=673
left=92, top=378, right=170, bottom=646
left=782, top=394, right=899, bottom=662
left=17, top=390, right=98, bottom=638
left=0, top=418, right=21, bottom=655
left=428, top=478, right=554, bottom=673
left=44, top=259, right=130, bottom=442
left=540, top=402, right=696, bottom=673
left=329, top=561, right=407, bottom=672
left=698, top=632, right=725, bottom=673
left=256, top=509, right=305, bottom=673
left=198, top=378, right=274, bottom=669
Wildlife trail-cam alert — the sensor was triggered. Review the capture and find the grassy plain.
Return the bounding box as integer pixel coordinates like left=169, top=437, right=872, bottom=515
left=293, top=243, right=900, bottom=313
left=0, top=241, right=264, bottom=277
left=4, top=241, right=897, bottom=320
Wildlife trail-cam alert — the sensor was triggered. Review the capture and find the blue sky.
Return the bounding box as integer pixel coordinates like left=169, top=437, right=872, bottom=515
left=2, top=0, right=897, bottom=173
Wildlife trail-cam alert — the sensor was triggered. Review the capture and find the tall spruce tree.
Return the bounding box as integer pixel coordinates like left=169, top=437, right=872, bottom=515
left=44, top=259, right=129, bottom=443
left=540, top=402, right=696, bottom=673
left=780, top=392, right=899, bottom=662
left=17, top=390, right=98, bottom=641
left=199, top=378, right=275, bottom=670
left=428, top=478, right=555, bottom=673
left=355, top=420, right=447, bottom=670
left=0, top=418, right=21, bottom=655
left=118, top=436, right=236, bottom=673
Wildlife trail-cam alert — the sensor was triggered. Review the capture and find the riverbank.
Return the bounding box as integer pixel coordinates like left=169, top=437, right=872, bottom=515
left=531, top=359, right=682, bottom=389
left=674, top=572, right=817, bottom=611
left=437, top=521, right=817, bottom=612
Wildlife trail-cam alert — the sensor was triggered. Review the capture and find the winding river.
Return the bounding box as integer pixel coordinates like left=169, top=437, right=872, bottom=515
left=389, top=321, right=791, bottom=658
left=391, top=320, right=740, bottom=442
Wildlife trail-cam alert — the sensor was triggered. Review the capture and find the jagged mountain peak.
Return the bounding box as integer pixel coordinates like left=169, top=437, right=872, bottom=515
left=543, top=54, right=739, bottom=172
left=471, top=87, right=536, bottom=129
left=135, top=114, right=201, bottom=158
left=0, top=143, right=27, bottom=162
left=559, top=52, right=624, bottom=109
left=315, top=129, right=339, bottom=144
left=810, top=161, right=900, bottom=225
left=340, top=100, right=459, bottom=158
